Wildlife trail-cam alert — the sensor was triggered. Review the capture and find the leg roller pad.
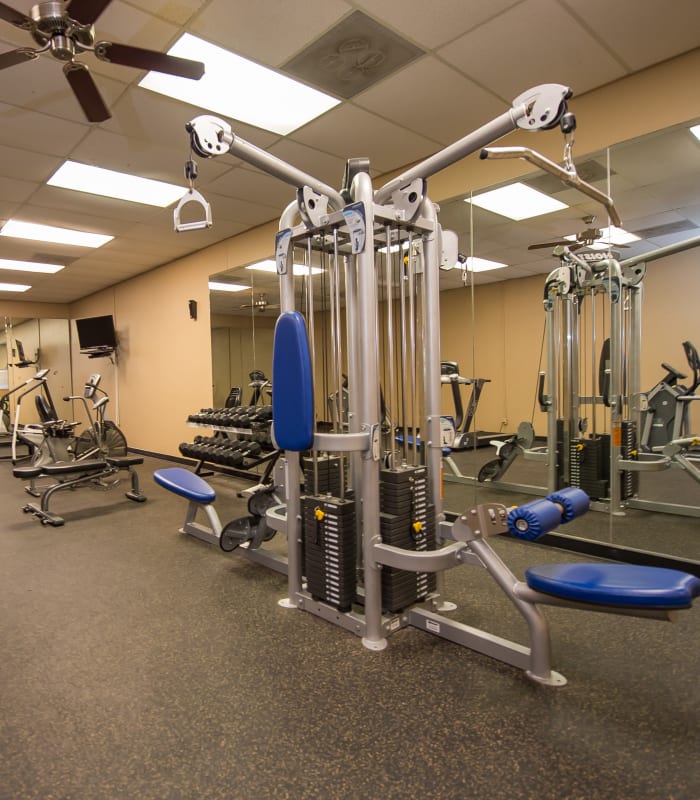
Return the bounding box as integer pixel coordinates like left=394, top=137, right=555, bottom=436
left=545, top=487, right=589, bottom=523
left=508, top=499, right=563, bottom=541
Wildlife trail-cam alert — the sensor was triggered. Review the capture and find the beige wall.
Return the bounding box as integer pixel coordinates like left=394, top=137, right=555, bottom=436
left=5, top=49, right=700, bottom=456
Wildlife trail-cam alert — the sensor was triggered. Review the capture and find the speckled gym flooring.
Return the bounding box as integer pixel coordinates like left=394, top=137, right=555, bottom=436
left=1, top=452, right=699, bottom=800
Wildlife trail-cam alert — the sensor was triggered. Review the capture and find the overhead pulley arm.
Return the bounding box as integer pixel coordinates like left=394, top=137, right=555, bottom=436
left=480, top=146, right=621, bottom=228
left=374, top=83, right=572, bottom=206
left=185, top=115, right=345, bottom=211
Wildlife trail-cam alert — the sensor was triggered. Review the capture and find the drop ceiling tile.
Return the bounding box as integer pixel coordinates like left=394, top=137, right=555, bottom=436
left=69, top=128, right=201, bottom=185
left=29, top=186, right=168, bottom=225
left=200, top=192, right=280, bottom=228
left=354, top=57, right=506, bottom=145
left=353, top=0, right=525, bottom=49
left=189, top=0, right=353, bottom=67
left=291, top=104, right=440, bottom=174
left=103, top=85, right=280, bottom=155
left=267, top=139, right=348, bottom=190
left=0, top=104, right=88, bottom=157
left=206, top=167, right=297, bottom=211
left=122, top=0, right=210, bottom=27
left=437, top=0, right=626, bottom=100
left=0, top=175, right=40, bottom=206
left=560, top=0, right=700, bottom=71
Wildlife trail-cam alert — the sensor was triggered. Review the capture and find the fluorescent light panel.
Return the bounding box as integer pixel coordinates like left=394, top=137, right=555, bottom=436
left=459, top=257, right=508, bottom=273
left=466, top=182, right=568, bottom=220
left=0, top=258, right=63, bottom=274
left=246, top=259, right=322, bottom=276
left=0, top=220, right=112, bottom=248
left=0, top=282, right=31, bottom=292
left=690, top=124, right=700, bottom=141
left=48, top=161, right=186, bottom=207
left=139, top=33, right=340, bottom=136
left=208, top=281, right=248, bottom=292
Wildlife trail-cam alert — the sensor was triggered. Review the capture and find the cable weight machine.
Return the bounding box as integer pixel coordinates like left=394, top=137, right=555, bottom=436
left=162, top=84, right=700, bottom=685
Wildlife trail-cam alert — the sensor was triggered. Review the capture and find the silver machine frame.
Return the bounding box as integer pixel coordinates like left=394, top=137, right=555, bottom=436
left=444, top=232, right=700, bottom=518
left=181, top=84, right=683, bottom=687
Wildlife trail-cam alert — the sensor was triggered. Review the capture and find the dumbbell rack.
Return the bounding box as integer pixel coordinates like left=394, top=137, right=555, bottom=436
left=183, top=406, right=278, bottom=482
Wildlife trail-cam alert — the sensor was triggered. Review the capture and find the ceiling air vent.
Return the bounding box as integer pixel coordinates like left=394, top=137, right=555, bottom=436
left=283, top=10, right=424, bottom=99
left=632, top=220, right=699, bottom=239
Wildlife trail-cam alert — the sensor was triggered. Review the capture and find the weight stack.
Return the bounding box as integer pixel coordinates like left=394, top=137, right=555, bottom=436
left=379, top=466, right=436, bottom=613
left=302, top=496, right=356, bottom=612
left=302, top=455, right=347, bottom=497
left=620, top=420, right=639, bottom=500
left=569, top=435, right=610, bottom=499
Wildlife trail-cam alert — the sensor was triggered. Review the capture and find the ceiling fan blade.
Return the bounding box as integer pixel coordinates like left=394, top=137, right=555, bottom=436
left=64, top=62, right=111, bottom=122
left=66, top=0, right=113, bottom=25
left=527, top=240, right=571, bottom=250
left=94, top=42, right=205, bottom=80
left=0, top=2, right=32, bottom=29
left=0, top=47, right=36, bottom=70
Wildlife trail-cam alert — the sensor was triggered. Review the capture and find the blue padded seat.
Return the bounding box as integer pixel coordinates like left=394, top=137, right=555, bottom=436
left=153, top=468, right=216, bottom=504
left=525, top=563, right=700, bottom=609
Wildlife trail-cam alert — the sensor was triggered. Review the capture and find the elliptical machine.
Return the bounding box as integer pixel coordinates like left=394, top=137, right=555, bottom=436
left=641, top=341, right=700, bottom=450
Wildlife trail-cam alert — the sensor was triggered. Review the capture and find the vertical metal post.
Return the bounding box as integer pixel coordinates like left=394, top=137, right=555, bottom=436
left=351, top=171, right=386, bottom=651
left=628, top=282, right=643, bottom=435
left=419, top=199, right=443, bottom=517
left=546, top=302, right=559, bottom=492
left=278, top=205, right=303, bottom=605
left=608, top=262, right=623, bottom=513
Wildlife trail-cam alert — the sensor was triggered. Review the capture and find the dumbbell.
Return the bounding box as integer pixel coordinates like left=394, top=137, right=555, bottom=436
left=507, top=487, right=589, bottom=541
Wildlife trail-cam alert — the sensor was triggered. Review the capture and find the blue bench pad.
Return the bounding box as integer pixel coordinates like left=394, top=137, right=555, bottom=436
left=153, top=468, right=216, bottom=504
left=525, top=563, right=700, bottom=609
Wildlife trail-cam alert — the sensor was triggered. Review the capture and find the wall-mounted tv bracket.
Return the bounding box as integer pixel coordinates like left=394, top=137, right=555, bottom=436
left=480, top=108, right=621, bottom=228
left=173, top=144, right=212, bottom=233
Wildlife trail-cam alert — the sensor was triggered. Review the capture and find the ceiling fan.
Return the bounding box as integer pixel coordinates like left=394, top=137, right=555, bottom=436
left=240, top=293, right=280, bottom=313
left=528, top=216, right=629, bottom=252
left=0, top=0, right=204, bottom=122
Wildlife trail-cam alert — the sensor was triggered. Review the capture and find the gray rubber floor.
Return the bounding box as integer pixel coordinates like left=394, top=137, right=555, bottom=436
left=1, top=454, right=699, bottom=799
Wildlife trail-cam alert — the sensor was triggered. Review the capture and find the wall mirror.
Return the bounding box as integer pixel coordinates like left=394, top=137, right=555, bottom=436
left=1, top=316, right=73, bottom=438
left=437, top=117, right=700, bottom=568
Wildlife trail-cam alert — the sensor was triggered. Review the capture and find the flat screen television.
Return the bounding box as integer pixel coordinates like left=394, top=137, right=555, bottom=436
left=75, top=315, right=117, bottom=352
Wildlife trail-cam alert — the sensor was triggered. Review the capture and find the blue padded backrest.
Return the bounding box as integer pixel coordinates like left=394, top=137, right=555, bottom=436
left=525, top=563, right=700, bottom=609
left=272, top=311, right=314, bottom=451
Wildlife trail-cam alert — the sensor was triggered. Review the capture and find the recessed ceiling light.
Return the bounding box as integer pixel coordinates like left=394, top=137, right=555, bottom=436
left=458, top=256, right=508, bottom=273
left=0, top=282, right=31, bottom=292
left=466, top=182, right=568, bottom=220
left=598, top=225, right=640, bottom=244
left=0, top=220, right=112, bottom=248
left=0, top=258, right=64, bottom=274
left=246, top=259, right=323, bottom=276
left=139, top=33, right=340, bottom=136
left=208, top=281, right=249, bottom=292
left=690, top=124, right=700, bottom=141
left=48, top=161, right=186, bottom=207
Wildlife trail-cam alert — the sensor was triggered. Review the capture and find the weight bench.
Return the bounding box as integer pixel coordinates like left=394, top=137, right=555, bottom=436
left=153, top=466, right=288, bottom=574
left=14, top=455, right=146, bottom=526
left=152, top=467, right=222, bottom=546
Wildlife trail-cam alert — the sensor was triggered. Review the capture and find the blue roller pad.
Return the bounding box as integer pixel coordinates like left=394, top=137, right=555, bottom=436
left=507, top=499, right=562, bottom=541
left=153, top=468, right=216, bottom=504
left=525, top=563, right=700, bottom=608
left=272, top=311, right=315, bottom=452
left=546, top=487, right=589, bottom=523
